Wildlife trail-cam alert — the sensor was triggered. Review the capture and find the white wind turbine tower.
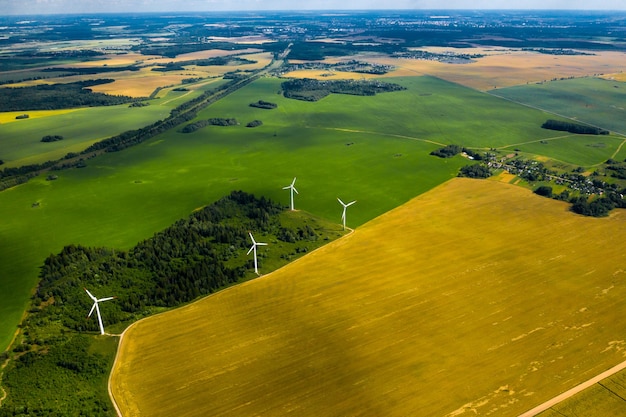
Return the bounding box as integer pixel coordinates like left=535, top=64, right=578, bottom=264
left=84, top=288, right=114, bottom=335
left=247, top=232, right=268, bottom=275
left=282, top=177, right=298, bottom=210
left=337, top=198, right=357, bottom=230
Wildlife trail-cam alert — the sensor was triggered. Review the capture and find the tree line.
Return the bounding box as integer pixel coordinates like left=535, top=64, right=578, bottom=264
left=180, top=118, right=238, bottom=133
left=541, top=119, right=609, bottom=135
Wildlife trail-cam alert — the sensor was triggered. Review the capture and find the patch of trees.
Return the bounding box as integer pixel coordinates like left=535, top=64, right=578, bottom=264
left=605, top=160, right=626, bottom=180
left=430, top=144, right=462, bottom=158
left=180, top=118, right=238, bottom=133
left=41, top=135, right=64, bottom=143
left=533, top=184, right=626, bottom=217
left=570, top=195, right=624, bottom=217
left=0, top=80, right=139, bottom=112
left=430, top=145, right=482, bottom=160
left=541, top=119, right=609, bottom=135
left=42, top=65, right=139, bottom=75
left=151, top=62, right=185, bottom=72
left=534, top=185, right=553, bottom=197
left=458, top=164, right=491, bottom=178
left=246, top=120, right=263, bottom=128
left=522, top=48, right=595, bottom=56
left=281, top=78, right=406, bottom=102
left=249, top=100, right=277, bottom=109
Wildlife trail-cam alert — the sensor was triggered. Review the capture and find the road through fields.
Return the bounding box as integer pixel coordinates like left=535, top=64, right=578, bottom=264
left=518, top=359, right=626, bottom=416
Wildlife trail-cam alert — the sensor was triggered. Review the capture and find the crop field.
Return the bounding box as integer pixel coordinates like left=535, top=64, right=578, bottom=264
left=6, top=50, right=272, bottom=98
left=2, top=74, right=625, bottom=352
left=284, top=50, right=626, bottom=91
left=110, top=177, right=626, bottom=417
left=490, top=77, right=626, bottom=137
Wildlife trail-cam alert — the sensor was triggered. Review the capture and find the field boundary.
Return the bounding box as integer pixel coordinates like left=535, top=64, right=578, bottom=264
left=518, top=359, right=626, bottom=416
left=318, top=126, right=447, bottom=147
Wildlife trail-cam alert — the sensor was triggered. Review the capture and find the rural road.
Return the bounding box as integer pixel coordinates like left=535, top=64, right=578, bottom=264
left=518, top=359, right=626, bottom=416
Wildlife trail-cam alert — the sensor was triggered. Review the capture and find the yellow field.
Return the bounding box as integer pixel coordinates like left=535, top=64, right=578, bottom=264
left=110, top=178, right=626, bottom=416
left=0, top=109, right=78, bottom=124
left=283, top=49, right=626, bottom=90
left=6, top=50, right=272, bottom=97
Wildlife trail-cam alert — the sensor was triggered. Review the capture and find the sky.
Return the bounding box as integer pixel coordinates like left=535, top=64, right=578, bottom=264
left=2, top=0, right=626, bottom=15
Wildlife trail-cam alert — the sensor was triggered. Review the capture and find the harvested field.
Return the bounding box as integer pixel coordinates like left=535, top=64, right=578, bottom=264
left=111, top=178, right=626, bottom=417
left=284, top=49, right=626, bottom=91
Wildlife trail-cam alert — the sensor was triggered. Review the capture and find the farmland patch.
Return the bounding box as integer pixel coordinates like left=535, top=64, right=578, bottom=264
left=111, top=178, right=626, bottom=417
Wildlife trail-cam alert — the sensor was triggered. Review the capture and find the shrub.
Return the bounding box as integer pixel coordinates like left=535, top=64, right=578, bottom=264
left=534, top=185, right=553, bottom=198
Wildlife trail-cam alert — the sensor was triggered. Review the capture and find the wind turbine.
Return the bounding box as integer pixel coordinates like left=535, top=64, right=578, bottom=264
left=337, top=198, right=357, bottom=230
left=85, top=288, right=114, bottom=335
left=247, top=232, right=268, bottom=275
left=282, top=177, right=298, bottom=211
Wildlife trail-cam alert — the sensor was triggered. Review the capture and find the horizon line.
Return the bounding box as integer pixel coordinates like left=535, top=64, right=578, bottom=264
left=3, top=8, right=626, bottom=17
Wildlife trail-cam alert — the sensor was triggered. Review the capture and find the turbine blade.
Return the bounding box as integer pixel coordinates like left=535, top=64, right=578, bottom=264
left=247, top=245, right=255, bottom=255
left=98, top=297, right=114, bottom=302
left=282, top=185, right=290, bottom=190
left=249, top=232, right=256, bottom=244
left=337, top=197, right=345, bottom=206
left=88, top=302, right=97, bottom=318
left=291, top=177, right=296, bottom=186
left=257, top=242, right=268, bottom=246
left=347, top=200, right=356, bottom=206
left=84, top=288, right=97, bottom=301
left=293, top=187, right=299, bottom=194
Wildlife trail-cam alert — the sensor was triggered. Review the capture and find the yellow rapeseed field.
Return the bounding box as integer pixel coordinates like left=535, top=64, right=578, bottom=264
left=110, top=178, right=626, bottom=416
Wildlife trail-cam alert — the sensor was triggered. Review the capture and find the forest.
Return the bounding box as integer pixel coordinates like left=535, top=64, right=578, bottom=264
left=0, top=191, right=345, bottom=416
left=281, top=78, right=406, bottom=101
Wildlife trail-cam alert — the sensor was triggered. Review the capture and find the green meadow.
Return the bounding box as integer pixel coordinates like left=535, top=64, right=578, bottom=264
left=500, top=134, right=626, bottom=167
left=0, top=81, right=220, bottom=168
left=0, top=75, right=622, bottom=352
left=490, top=77, right=626, bottom=136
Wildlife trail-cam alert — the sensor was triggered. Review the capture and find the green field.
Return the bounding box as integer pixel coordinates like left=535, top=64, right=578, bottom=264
left=111, top=178, right=626, bottom=416
left=0, top=83, right=221, bottom=168
left=0, top=75, right=623, bottom=354
left=490, top=77, right=626, bottom=137
left=499, top=134, right=626, bottom=167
